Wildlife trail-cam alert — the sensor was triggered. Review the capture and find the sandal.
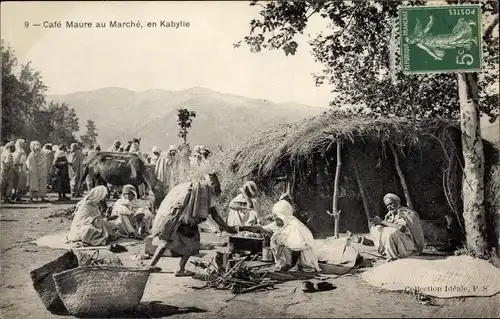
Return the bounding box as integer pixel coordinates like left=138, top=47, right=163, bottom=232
left=109, top=244, right=128, bottom=253
left=174, top=269, right=195, bottom=277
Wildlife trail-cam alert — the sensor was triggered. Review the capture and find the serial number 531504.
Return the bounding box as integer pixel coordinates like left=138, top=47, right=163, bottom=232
left=449, top=8, right=476, bottom=15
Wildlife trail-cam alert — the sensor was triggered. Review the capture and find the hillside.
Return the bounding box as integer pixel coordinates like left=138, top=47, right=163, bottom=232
left=47, top=87, right=326, bottom=153
left=47, top=87, right=498, bottom=154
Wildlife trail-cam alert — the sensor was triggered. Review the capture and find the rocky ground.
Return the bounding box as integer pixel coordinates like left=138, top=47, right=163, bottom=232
left=1, top=193, right=499, bottom=318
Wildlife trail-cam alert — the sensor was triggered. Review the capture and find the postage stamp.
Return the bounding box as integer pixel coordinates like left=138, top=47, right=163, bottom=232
left=399, top=5, right=482, bottom=74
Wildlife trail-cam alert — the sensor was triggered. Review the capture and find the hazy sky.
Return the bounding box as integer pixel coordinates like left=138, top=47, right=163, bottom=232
left=1, top=1, right=334, bottom=107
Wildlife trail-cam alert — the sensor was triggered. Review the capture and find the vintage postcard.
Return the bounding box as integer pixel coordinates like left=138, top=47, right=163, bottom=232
left=1, top=1, right=499, bottom=318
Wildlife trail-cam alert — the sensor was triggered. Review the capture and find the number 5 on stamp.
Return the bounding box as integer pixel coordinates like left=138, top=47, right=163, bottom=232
left=399, top=4, right=482, bottom=74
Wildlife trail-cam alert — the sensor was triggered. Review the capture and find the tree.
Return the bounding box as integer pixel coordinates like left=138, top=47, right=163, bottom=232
left=1, top=40, right=26, bottom=142
left=80, top=119, right=99, bottom=148
left=239, top=0, right=499, bottom=257
left=455, top=0, right=499, bottom=257
left=1, top=40, right=82, bottom=146
left=47, top=102, right=80, bottom=145
left=236, top=0, right=498, bottom=121
left=176, top=108, right=197, bottom=145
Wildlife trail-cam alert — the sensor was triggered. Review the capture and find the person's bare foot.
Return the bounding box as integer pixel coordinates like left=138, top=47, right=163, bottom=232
left=289, top=265, right=303, bottom=272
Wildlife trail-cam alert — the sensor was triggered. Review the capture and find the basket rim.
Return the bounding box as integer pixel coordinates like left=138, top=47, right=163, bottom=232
left=53, top=265, right=153, bottom=277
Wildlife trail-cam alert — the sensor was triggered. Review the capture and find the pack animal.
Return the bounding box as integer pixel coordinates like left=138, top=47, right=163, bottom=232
left=82, top=152, right=166, bottom=208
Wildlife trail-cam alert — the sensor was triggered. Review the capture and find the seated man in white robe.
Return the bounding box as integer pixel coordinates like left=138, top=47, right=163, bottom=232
left=226, top=181, right=261, bottom=228
left=369, top=193, right=426, bottom=261
left=239, top=200, right=321, bottom=272
left=111, top=184, right=154, bottom=239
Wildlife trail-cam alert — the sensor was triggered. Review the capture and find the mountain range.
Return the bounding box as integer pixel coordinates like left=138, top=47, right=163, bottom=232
left=47, top=87, right=498, bottom=154
left=47, top=87, right=326, bottom=153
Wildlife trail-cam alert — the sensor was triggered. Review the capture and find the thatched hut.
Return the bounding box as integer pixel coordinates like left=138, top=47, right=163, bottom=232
left=189, top=112, right=499, bottom=252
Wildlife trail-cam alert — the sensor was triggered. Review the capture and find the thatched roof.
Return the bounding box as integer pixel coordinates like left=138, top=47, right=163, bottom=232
left=229, top=112, right=459, bottom=179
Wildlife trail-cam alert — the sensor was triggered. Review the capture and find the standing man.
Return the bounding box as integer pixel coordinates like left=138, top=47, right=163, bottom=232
left=1, top=142, right=16, bottom=203
left=68, top=143, right=85, bottom=197
left=149, top=173, right=237, bottom=276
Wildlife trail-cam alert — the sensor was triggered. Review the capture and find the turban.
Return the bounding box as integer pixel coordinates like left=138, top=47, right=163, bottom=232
left=239, top=181, right=258, bottom=199
left=383, top=193, right=401, bottom=205
left=121, top=184, right=137, bottom=197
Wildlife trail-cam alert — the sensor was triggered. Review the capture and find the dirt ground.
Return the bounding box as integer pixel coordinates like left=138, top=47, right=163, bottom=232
left=1, top=193, right=499, bottom=318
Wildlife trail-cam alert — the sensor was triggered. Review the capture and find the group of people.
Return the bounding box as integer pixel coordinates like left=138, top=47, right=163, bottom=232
left=1, top=140, right=88, bottom=203
left=4, top=136, right=426, bottom=275
left=67, top=184, right=155, bottom=245
left=65, top=166, right=426, bottom=277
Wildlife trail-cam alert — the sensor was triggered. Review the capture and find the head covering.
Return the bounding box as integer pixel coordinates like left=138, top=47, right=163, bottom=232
left=84, top=185, right=108, bottom=204
left=121, top=184, right=137, bottom=198
left=114, top=140, right=121, bottom=145
left=279, top=192, right=293, bottom=202
left=15, top=139, right=26, bottom=152
left=4, top=141, right=15, bottom=149
left=30, top=141, right=42, bottom=152
left=44, top=143, right=53, bottom=150
left=239, top=181, right=258, bottom=199
left=152, top=146, right=161, bottom=153
left=271, top=200, right=294, bottom=224
left=383, top=193, right=401, bottom=205
left=54, top=145, right=68, bottom=161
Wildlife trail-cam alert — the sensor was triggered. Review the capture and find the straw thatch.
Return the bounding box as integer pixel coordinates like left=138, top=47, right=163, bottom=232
left=228, top=112, right=459, bottom=181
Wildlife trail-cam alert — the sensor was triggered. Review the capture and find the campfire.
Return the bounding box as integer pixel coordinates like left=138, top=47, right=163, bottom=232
left=190, top=253, right=279, bottom=295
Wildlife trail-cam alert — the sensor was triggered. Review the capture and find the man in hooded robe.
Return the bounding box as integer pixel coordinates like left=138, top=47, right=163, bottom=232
left=150, top=146, right=161, bottom=166
left=42, top=144, right=54, bottom=188
left=190, top=145, right=204, bottom=167
left=67, top=185, right=120, bottom=246
left=149, top=173, right=238, bottom=276
left=129, top=139, right=141, bottom=153
left=369, top=193, right=426, bottom=261
left=1, top=142, right=16, bottom=203
left=12, top=139, right=28, bottom=201
left=68, top=143, right=85, bottom=197
left=155, top=145, right=178, bottom=194
left=240, top=200, right=321, bottom=272
left=84, top=144, right=100, bottom=192
left=176, top=144, right=192, bottom=183
left=26, top=141, right=48, bottom=202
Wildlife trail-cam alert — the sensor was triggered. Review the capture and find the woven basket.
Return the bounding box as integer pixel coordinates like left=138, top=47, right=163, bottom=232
left=53, top=266, right=151, bottom=317
left=30, top=250, right=79, bottom=313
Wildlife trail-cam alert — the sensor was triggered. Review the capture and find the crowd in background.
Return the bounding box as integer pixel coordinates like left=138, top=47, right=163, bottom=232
left=1, top=139, right=87, bottom=203
left=0, top=137, right=212, bottom=204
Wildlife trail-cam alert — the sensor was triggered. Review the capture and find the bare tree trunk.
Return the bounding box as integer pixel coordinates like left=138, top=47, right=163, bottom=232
left=332, top=143, right=342, bottom=239
left=389, top=143, right=413, bottom=209
left=353, top=161, right=372, bottom=229
left=457, top=72, right=488, bottom=257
